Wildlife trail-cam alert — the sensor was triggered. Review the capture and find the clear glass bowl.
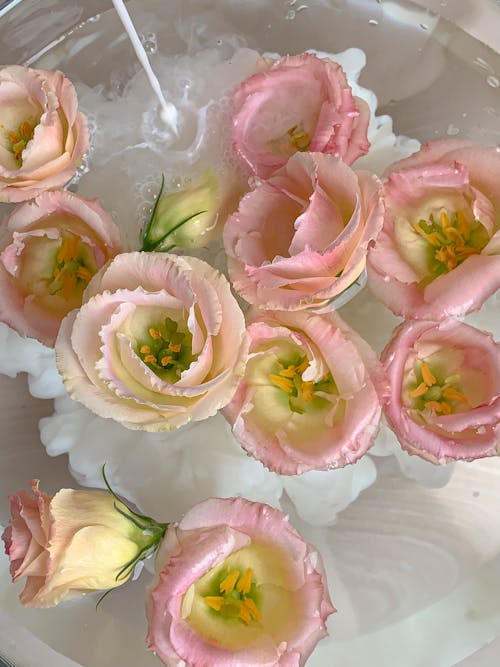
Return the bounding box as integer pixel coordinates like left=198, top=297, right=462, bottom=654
left=1, top=1, right=500, bottom=666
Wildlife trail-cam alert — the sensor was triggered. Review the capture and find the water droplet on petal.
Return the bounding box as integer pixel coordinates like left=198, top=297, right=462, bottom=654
left=486, top=75, right=500, bottom=88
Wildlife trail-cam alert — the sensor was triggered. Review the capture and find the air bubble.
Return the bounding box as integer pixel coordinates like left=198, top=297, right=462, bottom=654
left=368, top=18, right=378, bottom=26
left=285, top=9, right=296, bottom=19
left=486, top=75, right=500, bottom=88
left=483, top=106, right=499, bottom=117
left=473, top=57, right=493, bottom=73
left=446, top=124, right=460, bottom=136
left=140, top=32, right=158, bottom=55
left=88, top=13, right=100, bottom=22
left=420, top=23, right=428, bottom=30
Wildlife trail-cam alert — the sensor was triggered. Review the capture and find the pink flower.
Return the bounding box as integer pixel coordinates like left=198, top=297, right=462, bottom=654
left=381, top=319, right=500, bottom=463
left=367, top=139, right=500, bottom=320
left=0, top=190, right=122, bottom=346
left=232, top=53, right=370, bottom=178
left=224, top=309, right=382, bottom=475
left=55, top=252, right=248, bottom=431
left=223, top=151, right=384, bottom=311
left=0, top=66, right=89, bottom=202
left=147, top=497, right=335, bottom=667
left=1, top=480, right=165, bottom=608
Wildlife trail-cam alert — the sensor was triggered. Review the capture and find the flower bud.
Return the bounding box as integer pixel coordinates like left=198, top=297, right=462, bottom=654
left=1, top=480, right=166, bottom=607
left=142, top=170, right=220, bottom=251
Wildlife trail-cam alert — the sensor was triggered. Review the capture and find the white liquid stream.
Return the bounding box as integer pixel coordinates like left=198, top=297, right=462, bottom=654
left=111, top=0, right=178, bottom=133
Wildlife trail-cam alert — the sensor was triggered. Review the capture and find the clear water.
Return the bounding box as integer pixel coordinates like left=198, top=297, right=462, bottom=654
left=1, top=1, right=500, bottom=666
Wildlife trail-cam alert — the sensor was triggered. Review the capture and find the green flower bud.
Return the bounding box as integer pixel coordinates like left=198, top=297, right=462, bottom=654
left=142, top=170, right=220, bottom=251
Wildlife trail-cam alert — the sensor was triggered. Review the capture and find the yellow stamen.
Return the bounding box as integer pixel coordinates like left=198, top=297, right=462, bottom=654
left=149, top=327, right=162, bottom=340
left=426, top=232, right=443, bottom=247
left=456, top=209, right=470, bottom=240
left=160, top=355, right=173, bottom=367
left=442, top=387, right=468, bottom=404
left=144, top=354, right=157, bottom=364
left=59, top=272, right=76, bottom=300
left=219, top=570, right=239, bottom=595
left=279, top=365, right=297, bottom=378
left=168, top=342, right=182, bottom=353
left=440, top=401, right=452, bottom=415
left=204, top=596, right=225, bottom=611
left=238, top=603, right=252, bottom=624
left=19, top=121, right=33, bottom=139
left=434, top=248, right=448, bottom=263
left=443, top=226, right=464, bottom=244
left=298, top=380, right=315, bottom=402
left=76, top=266, right=92, bottom=281
left=236, top=568, right=253, bottom=595
left=409, top=382, right=429, bottom=399
left=239, top=598, right=261, bottom=624
left=140, top=345, right=151, bottom=354
left=420, top=361, right=436, bottom=387
left=57, top=235, right=80, bottom=263
left=425, top=400, right=444, bottom=413
left=269, top=374, right=294, bottom=394
left=241, top=597, right=261, bottom=621
left=440, top=211, right=451, bottom=229
left=296, top=358, right=309, bottom=374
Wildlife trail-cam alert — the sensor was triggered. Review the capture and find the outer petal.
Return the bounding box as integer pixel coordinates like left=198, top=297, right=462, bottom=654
left=0, top=190, right=122, bottom=346
left=381, top=319, right=500, bottom=463
left=0, top=65, right=88, bottom=202
left=224, top=152, right=383, bottom=311
left=55, top=252, right=248, bottom=432
left=232, top=53, right=369, bottom=179
left=224, top=310, right=382, bottom=474
left=146, top=498, right=334, bottom=667
left=368, top=140, right=500, bottom=320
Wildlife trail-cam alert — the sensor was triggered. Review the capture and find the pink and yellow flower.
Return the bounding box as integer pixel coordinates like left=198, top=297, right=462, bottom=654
left=0, top=190, right=122, bottom=346
left=1, top=480, right=164, bottom=608
left=0, top=66, right=88, bottom=202
left=381, top=319, right=500, bottom=463
left=147, top=497, right=334, bottom=667
left=232, top=53, right=370, bottom=178
left=224, top=309, right=382, bottom=475
left=223, top=151, right=384, bottom=311
left=367, top=139, right=500, bottom=320
left=55, top=252, right=248, bottom=431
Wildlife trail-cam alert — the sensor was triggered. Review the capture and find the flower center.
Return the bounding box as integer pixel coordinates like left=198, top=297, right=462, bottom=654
left=408, top=360, right=469, bottom=415
left=8, top=117, right=38, bottom=166
left=45, top=234, right=94, bottom=299
left=413, top=210, right=489, bottom=285
left=204, top=568, right=261, bottom=625
left=287, top=124, right=311, bottom=151
left=268, top=356, right=334, bottom=413
left=136, top=316, right=195, bottom=381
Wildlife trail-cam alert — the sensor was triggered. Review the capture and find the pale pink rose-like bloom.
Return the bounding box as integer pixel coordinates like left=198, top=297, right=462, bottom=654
left=55, top=252, right=248, bottom=431
left=0, top=190, right=122, bottom=346
left=1, top=481, right=159, bottom=608
left=223, top=309, right=382, bottom=475
left=381, top=319, right=500, bottom=464
left=232, top=53, right=370, bottom=178
left=224, top=151, right=384, bottom=311
left=147, top=497, right=335, bottom=667
left=0, top=65, right=88, bottom=202
left=367, top=139, right=500, bottom=320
